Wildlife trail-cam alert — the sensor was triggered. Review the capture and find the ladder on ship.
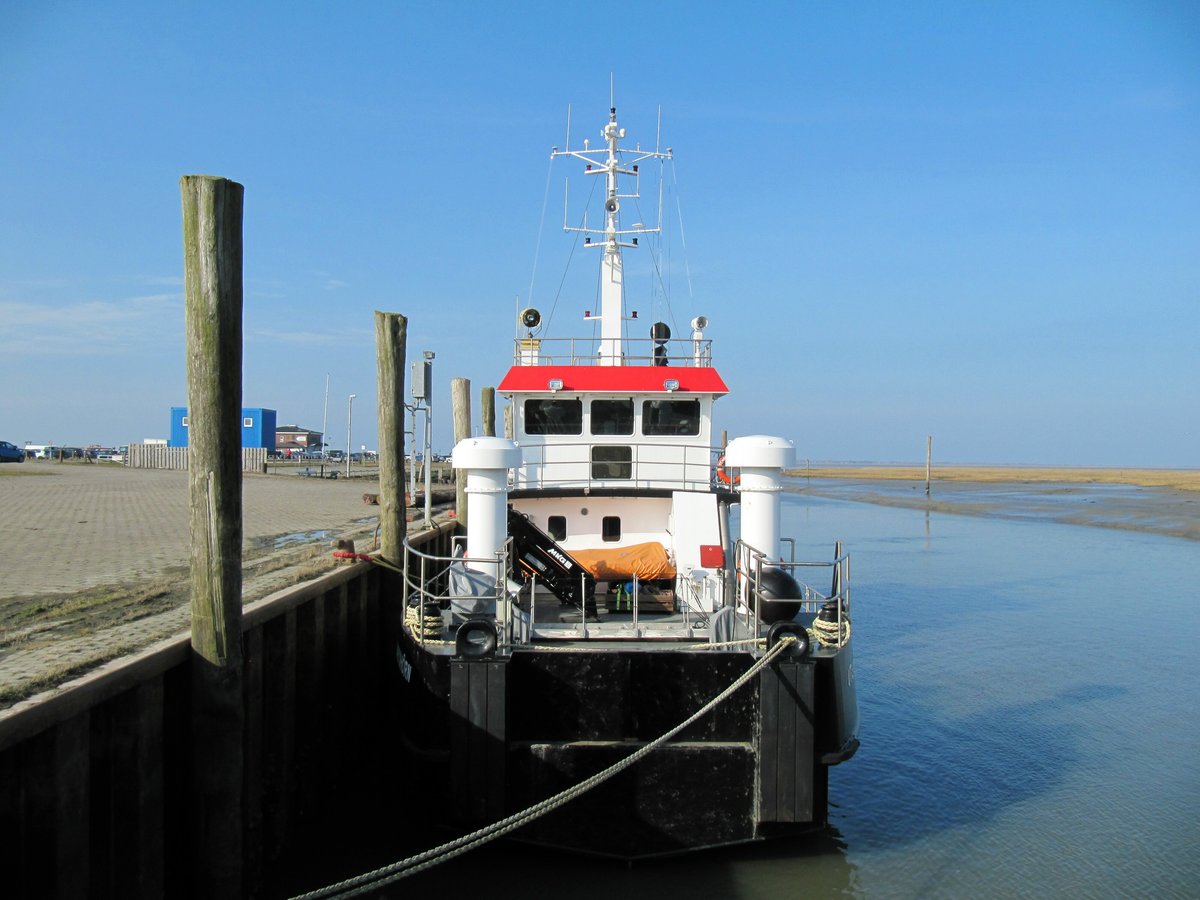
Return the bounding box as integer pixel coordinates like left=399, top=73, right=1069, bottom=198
left=507, top=507, right=597, bottom=610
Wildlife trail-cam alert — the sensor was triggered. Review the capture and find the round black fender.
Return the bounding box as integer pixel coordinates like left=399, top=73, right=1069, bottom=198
left=755, top=566, right=805, bottom=624
left=455, top=619, right=498, bottom=658
left=767, top=621, right=811, bottom=660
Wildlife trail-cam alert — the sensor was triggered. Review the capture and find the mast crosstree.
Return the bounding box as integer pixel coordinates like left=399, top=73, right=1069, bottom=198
left=552, top=105, right=671, bottom=365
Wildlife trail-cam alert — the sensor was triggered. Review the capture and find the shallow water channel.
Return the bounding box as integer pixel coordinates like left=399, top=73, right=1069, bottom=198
left=313, top=486, right=1200, bottom=899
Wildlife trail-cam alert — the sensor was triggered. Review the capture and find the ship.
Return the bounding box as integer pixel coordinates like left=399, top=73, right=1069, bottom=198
left=392, top=99, right=858, bottom=860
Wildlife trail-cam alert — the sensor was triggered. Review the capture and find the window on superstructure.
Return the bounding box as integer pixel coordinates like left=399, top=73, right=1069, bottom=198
left=591, top=445, right=632, bottom=480
left=548, top=516, right=567, bottom=541
left=525, top=399, right=583, bottom=435
left=602, top=516, right=621, bottom=542
left=642, top=399, right=701, bottom=436
left=590, top=399, right=634, bottom=435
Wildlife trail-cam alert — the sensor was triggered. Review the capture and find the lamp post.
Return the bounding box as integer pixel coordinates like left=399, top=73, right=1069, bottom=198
left=346, top=393, right=356, bottom=479
left=321, top=372, right=329, bottom=455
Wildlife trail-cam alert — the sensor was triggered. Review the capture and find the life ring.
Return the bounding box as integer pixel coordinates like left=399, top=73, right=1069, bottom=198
left=715, top=455, right=740, bottom=486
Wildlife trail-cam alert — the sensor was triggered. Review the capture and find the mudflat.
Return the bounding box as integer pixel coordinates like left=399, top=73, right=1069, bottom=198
left=785, top=465, right=1200, bottom=492
left=784, top=465, right=1200, bottom=542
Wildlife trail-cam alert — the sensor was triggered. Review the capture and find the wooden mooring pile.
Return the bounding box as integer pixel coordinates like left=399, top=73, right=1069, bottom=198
left=0, top=532, right=449, bottom=897
left=0, top=175, right=456, bottom=898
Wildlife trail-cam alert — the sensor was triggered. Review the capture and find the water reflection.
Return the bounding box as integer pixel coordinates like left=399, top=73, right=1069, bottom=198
left=782, top=489, right=1200, bottom=898
left=297, top=488, right=1200, bottom=899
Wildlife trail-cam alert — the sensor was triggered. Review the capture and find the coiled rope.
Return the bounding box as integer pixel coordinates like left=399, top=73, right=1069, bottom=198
left=404, top=604, right=446, bottom=642
left=812, top=615, right=851, bottom=648
left=290, top=636, right=797, bottom=899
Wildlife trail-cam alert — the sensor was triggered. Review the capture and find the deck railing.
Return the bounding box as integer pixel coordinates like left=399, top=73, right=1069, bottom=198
left=734, top=538, right=852, bottom=648
left=512, top=440, right=724, bottom=492
left=512, top=335, right=714, bottom=368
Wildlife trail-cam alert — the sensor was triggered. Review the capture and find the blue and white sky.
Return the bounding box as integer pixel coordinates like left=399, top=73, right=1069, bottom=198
left=2, top=2, right=1196, bottom=466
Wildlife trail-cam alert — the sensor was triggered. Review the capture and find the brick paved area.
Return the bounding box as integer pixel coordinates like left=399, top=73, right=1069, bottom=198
left=1, top=463, right=381, bottom=597
left=0, top=463, right=392, bottom=702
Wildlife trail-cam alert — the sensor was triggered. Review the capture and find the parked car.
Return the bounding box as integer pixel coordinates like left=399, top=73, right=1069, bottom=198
left=0, top=440, right=24, bottom=463
left=301, top=448, right=325, bottom=460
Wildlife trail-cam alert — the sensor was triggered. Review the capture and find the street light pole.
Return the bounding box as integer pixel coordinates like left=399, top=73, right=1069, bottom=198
left=346, top=393, right=356, bottom=479
left=322, top=372, right=329, bottom=453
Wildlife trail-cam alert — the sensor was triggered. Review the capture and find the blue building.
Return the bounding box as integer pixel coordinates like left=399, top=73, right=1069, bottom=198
left=169, top=407, right=277, bottom=449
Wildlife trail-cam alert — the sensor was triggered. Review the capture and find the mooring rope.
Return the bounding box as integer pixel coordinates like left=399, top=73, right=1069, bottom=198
left=812, top=615, right=851, bottom=647
left=291, top=636, right=796, bottom=900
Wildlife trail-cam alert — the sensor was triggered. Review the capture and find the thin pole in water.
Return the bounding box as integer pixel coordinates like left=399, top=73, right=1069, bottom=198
left=926, top=435, right=932, bottom=497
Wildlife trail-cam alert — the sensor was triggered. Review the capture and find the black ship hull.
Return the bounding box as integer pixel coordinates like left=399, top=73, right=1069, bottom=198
left=391, top=618, right=858, bottom=859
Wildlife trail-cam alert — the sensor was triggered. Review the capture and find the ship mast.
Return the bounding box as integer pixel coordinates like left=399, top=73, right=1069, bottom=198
left=553, top=103, right=671, bottom=365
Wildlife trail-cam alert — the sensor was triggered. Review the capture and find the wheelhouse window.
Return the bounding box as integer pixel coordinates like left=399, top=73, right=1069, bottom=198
left=591, top=445, right=632, bottom=480
left=642, top=399, right=701, bottom=436
left=525, top=398, right=583, bottom=435
left=590, top=399, right=634, bottom=435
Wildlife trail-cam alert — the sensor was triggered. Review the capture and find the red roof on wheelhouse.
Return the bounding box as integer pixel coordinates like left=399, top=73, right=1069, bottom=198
left=497, top=365, right=730, bottom=395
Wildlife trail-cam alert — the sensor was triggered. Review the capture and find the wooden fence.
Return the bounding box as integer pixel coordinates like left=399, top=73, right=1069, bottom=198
left=0, top=520, right=457, bottom=898
left=126, top=444, right=268, bottom=472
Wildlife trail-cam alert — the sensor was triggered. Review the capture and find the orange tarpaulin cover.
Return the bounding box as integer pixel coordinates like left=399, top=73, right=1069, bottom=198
left=570, top=542, right=676, bottom=582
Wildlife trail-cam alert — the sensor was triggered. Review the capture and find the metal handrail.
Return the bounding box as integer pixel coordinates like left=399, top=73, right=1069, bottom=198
left=512, top=441, right=726, bottom=491
left=401, top=534, right=518, bottom=648
left=733, top=538, right=852, bottom=648
left=513, top=335, right=714, bottom=368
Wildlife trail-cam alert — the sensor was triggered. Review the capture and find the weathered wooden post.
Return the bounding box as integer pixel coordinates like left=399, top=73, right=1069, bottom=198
left=481, top=386, right=496, bottom=437
left=451, top=377, right=471, bottom=527
left=181, top=174, right=245, bottom=897
left=375, top=311, right=408, bottom=563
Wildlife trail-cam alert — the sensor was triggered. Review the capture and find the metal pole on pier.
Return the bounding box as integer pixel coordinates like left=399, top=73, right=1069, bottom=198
left=322, top=372, right=329, bottom=453
left=346, top=393, right=356, bottom=479
left=180, top=174, right=244, bottom=898
left=452, top=377, right=472, bottom=527
left=375, top=311, right=408, bottom=564
left=424, top=354, right=434, bottom=526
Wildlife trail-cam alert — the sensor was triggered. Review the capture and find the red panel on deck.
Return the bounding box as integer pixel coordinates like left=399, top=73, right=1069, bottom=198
left=497, top=365, right=729, bottom=395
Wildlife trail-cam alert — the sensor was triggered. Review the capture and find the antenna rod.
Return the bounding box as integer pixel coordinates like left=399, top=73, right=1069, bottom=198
left=565, top=104, right=571, bottom=151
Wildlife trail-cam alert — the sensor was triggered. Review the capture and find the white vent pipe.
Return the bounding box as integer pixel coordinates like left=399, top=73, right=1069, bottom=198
left=451, top=436, right=522, bottom=582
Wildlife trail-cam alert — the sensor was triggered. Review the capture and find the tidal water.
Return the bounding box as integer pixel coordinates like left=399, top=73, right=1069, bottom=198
left=345, top=487, right=1200, bottom=899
